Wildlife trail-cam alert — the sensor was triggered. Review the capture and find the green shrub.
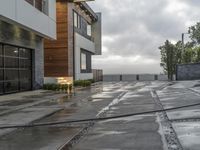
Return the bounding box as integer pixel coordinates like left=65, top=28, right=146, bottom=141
left=73, top=80, right=92, bottom=87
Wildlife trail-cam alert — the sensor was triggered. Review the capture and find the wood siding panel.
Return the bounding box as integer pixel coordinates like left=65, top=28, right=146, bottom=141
left=44, top=0, right=69, bottom=77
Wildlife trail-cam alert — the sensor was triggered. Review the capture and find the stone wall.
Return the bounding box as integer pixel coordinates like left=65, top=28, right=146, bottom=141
left=176, top=63, right=200, bottom=80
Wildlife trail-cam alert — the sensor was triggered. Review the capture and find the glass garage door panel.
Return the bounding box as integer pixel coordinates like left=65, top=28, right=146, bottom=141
left=0, top=44, right=2, bottom=55
left=4, top=81, right=19, bottom=93
left=0, top=45, right=32, bottom=94
left=0, top=82, right=3, bottom=94
left=4, top=70, right=19, bottom=93
left=20, top=70, right=32, bottom=91
left=0, top=69, right=3, bottom=94
left=4, top=45, right=18, bottom=57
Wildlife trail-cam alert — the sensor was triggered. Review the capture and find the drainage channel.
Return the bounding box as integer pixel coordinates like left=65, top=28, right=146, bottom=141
left=151, top=89, right=183, bottom=150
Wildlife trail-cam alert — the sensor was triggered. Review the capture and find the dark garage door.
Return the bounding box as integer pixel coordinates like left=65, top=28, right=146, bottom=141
left=0, top=44, right=32, bottom=94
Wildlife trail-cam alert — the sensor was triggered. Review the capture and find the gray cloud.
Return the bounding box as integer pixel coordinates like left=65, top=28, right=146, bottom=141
left=89, top=0, right=200, bottom=74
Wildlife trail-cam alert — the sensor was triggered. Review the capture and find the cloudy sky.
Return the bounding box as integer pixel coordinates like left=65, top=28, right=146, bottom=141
left=89, top=0, right=200, bottom=74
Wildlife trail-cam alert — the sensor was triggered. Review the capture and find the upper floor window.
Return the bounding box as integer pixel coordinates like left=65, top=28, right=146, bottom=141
left=73, top=11, right=80, bottom=28
left=25, top=0, right=48, bottom=15
left=81, top=52, right=87, bottom=70
left=87, top=24, right=92, bottom=36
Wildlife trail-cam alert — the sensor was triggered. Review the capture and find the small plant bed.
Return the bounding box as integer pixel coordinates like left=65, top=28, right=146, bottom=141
left=43, top=84, right=72, bottom=92
left=43, top=80, right=93, bottom=91
left=73, top=80, right=93, bottom=87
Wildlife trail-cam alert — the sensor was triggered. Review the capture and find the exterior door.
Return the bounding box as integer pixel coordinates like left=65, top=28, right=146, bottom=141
left=0, top=44, right=32, bottom=94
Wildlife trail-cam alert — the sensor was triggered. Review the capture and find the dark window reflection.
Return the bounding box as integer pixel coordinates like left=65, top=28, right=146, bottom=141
left=0, top=82, right=3, bottom=94
left=0, top=69, right=3, bottom=81
left=1, top=44, right=32, bottom=94
left=0, top=45, right=2, bottom=55
left=19, top=48, right=31, bottom=59
left=4, top=57, right=18, bottom=68
left=4, top=70, right=19, bottom=81
left=4, top=45, right=18, bottom=57
left=0, top=56, right=3, bottom=68
left=19, top=59, right=31, bottom=69
left=4, top=81, right=19, bottom=93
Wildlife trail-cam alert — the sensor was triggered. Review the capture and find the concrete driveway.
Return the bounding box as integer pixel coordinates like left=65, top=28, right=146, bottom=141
left=0, top=81, right=200, bottom=150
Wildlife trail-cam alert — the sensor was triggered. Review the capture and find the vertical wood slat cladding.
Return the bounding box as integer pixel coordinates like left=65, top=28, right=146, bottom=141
left=44, top=0, right=69, bottom=77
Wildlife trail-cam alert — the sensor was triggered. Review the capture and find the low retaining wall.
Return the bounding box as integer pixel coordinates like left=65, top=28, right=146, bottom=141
left=176, top=63, right=200, bottom=80
left=103, top=74, right=168, bottom=82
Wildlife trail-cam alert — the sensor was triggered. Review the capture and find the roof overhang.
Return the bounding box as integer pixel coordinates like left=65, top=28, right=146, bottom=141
left=68, top=0, right=98, bottom=21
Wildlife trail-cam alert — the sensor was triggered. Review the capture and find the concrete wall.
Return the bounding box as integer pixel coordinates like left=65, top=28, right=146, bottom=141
left=139, top=74, right=155, bottom=81
left=177, top=63, right=200, bottom=80
left=103, top=75, right=121, bottom=82
left=0, top=0, right=56, bottom=39
left=74, top=33, right=95, bottom=80
left=158, top=75, right=168, bottom=81
left=92, top=13, right=102, bottom=55
left=122, top=75, right=137, bottom=81
left=0, top=20, right=44, bottom=89
left=103, top=74, right=169, bottom=82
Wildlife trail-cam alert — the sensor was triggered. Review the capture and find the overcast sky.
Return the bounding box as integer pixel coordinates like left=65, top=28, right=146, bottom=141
left=89, top=0, right=200, bottom=74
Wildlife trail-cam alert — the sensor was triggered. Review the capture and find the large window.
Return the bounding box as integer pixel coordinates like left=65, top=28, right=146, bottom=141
left=87, top=24, right=92, bottom=36
left=73, top=11, right=80, bottom=28
left=80, top=49, right=92, bottom=73
left=81, top=53, right=87, bottom=70
left=0, top=44, right=32, bottom=94
left=25, top=0, right=48, bottom=14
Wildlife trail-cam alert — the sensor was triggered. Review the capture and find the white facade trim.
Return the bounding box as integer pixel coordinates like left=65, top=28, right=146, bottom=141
left=74, top=33, right=95, bottom=80
left=0, top=0, right=56, bottom=39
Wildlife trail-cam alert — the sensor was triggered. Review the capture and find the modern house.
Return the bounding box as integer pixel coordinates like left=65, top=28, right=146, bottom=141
left=44, top=0, right=102, bottom=84
left=0, top=0, right=56, bottom=94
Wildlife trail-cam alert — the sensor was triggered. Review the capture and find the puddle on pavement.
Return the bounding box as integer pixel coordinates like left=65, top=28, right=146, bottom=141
left=90, top=130, right=126, bottom=139
left=0, top=126, right=81, bottom=150
left=0, top=99, right=36, bottom=107
left=172, top=122, right=200, bottom=150
left=34, top=95, right=73, bottom=106
left=167, top=108, right=200, bottom=120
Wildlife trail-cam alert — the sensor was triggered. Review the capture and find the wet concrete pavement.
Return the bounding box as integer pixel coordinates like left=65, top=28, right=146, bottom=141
left=1, top=81, right=200, bottom=150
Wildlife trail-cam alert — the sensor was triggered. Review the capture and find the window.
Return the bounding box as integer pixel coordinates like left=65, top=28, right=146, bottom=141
left=4, top=45, right=18, bottom=57
left=0, top=69, right=3, bottom=81
left=0, top=56, right=3, bottom=68
left=0, top=44, right=32, bottom=94
left=81, top=53, right=87, bottom=70
left=74, top=11, right=80, bottom=28
left=0, top=44, right=2, bottom=55
left=87, top=24, right=92, bottom=36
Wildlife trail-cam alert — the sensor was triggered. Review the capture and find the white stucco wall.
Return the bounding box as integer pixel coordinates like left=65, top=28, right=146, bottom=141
left=74, top=33, right=95, bottom=80
left=0, top=0, right=56, bottom=39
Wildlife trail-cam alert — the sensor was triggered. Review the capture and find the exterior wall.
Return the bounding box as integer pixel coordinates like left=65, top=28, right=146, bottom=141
left=44, top=1, right=101, bottom=82
left=74, top=33, right=95, bottom=80
left=139, top=74, right=155, bottom=81
left=103, top=75, right=121, bottom=82
left=176, top=63, right=200, bottom=80
left=0, top=0, right=56, bottom=39
left=0, top=20, right=44, bottom=89
left=103, top=74, right=168, bottom=82
left=44, top=0, right=69, bottom=77
left=92, top=13, right=102, bottom=55
left=122, top=75, right=137, bottom=81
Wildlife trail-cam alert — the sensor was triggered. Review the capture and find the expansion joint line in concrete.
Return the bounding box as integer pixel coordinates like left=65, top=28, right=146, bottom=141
left=151, top=89, right=183, bottom=150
